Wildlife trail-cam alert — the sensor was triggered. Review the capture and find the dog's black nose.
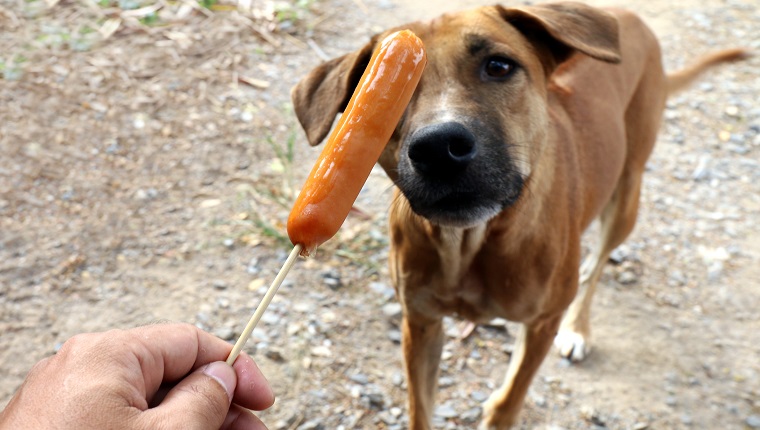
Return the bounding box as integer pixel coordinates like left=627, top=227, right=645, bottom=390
left=407, top=122, right=477, bottom=176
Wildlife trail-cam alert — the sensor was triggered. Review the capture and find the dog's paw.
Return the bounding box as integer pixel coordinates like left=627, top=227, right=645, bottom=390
left=478, top=416, right=517, bottom=430
left=478, top=416, right=513, bottom=430
left=479, top=395, right=519, bottom=430
left=477, top=421, right=499, bottom=430
left=554, top=329, right=590, bottom=362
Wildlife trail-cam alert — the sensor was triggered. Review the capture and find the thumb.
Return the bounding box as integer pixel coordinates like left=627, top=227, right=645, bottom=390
left=140, top=362, right=237, bottom=430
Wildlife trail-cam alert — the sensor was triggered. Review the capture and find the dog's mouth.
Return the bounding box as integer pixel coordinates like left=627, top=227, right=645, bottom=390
left=400, top=177, right=523, bottom=227
left=436, top=191, right=479, bottom=209
left=425, top=191, right=494, bottom=226
left=395, top=120, right=525, bottom=227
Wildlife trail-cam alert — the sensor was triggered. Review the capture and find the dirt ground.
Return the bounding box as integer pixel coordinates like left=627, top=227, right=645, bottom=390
left=1, top=0, right=759, bottom=429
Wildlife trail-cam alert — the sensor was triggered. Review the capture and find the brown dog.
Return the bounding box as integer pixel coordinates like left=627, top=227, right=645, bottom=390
left=291, top=2, right=745, bottom=428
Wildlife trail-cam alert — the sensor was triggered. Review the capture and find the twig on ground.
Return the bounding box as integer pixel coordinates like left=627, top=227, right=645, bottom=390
left=307, top=38, right=329, bottom=61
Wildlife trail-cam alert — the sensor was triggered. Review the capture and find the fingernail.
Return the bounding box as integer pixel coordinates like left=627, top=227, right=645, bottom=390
left=203, top=361, right=236, bottom=402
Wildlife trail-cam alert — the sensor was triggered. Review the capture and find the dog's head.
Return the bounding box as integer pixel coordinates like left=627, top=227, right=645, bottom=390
left=292, top=2, right=620, bottom=227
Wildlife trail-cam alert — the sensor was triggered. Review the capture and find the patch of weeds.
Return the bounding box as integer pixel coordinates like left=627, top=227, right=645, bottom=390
left=334, top=223, right=388, bottom=274
left=70, top=26, right=101, bottom=52
left=334, top=247, right=383, bottom=274
left=251, top=216, right=291, bottom=248
left=273, top=0, right=313, bottom=30
left=79, top=25, right=96, bottom=35
left=232, top=124, right=294, bottom=245
left=35, top=31, right=67, bottom=49
left=198, top=0, right=216, bottom=10
left=232, top=111, right=301, bottom=250
left=231, top=187, right=291, bottom=250
left=266, top=130, right=295, bottom=175
left=1, top=55, right=28, bottom=81
left=139, top=12, right=159, bottom=26
left=22, top=0, right=48, bottom=18
left=117, top=0, right=141, bottom=10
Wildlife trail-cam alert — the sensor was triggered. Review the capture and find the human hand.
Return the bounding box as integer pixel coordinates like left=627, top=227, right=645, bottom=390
left=0, top=323, right=274, bottom=429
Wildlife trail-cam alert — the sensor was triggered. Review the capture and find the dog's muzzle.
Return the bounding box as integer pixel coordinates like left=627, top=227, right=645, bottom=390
left=397, top=120, right=524, bottom=227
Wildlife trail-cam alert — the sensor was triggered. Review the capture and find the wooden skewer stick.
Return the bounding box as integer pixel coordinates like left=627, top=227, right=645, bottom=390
left=226, top=243, right=303, bottom=365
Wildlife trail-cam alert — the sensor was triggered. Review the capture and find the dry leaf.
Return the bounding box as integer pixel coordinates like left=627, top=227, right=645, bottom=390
left=120, top=3, right=162, bottom=18
left=199, top=199, right=222, bottom=208
left=248, top=278, right=267, bottom=291
left=238, top=75, right=270, bottom=89
left=98, top=18, right=122, bottom=40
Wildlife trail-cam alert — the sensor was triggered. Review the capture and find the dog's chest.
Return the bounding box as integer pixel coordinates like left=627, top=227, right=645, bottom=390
left=429, top=227, right=546, bottom=323
left=427, top=227, right=525, bottom=321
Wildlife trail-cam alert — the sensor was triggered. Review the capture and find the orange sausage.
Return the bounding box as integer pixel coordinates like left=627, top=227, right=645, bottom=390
left=287, top=30, right=427, bottom=256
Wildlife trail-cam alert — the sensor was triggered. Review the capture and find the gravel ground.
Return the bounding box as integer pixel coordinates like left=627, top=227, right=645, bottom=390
left=1, top=0, right=759, bottom=429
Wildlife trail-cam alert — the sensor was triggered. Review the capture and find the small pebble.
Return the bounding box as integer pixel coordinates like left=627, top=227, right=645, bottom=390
left=378, top=410, right=397, bottom=425
left=382, top=302, right=403, bottom=319
left=434, top=403, right=458, bottom=419
left=275, top=412, right=298, bottom=430
left=261, top=312, right=280, bottom=325
left=321, top=270, right=341, bottom=290
left=470, top=391, right=488, bottom=403
left=264, top=349, right=285, bottom=362
left=350, top=373, right=369, bottom=385
left=361, top=390, right=385, bottom=409
left=388, top=330, right=402, bottom=344
left=369, top=282, right=396, bottom=300
left=580, top=406, right=605, bottom=426
left=438, top=376, right=454, bottom=388
left=747, top=415, right=760, bottom=429
left=213, top=327, right=235, bottom=341
left=461, top=407, right=482, bottom=423
left=296, top=420, right=322, bottom=430
left=391, top=372, right=405, bottom=387
left=216, top=297, right=230, bottom=309
left=531, top=394, right=547, bottom=408
left=692, top=155, right=712, bottom=181
left=617, top=270, right=639, bottom=285
left=246, top=258, right=260, bottom=275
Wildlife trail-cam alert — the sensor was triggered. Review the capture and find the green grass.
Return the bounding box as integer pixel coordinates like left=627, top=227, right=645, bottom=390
left=273, top=0, right=313, bottom=23
left=251, top=217, right=291, bottom=248
left=198, top=0, right=217, bottom=10
left=266, top=131, right=295, bottom=170
left=139, top=12, right=159, bottom=26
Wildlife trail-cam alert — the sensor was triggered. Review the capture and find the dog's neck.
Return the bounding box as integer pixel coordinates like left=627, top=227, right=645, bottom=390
left=428, top=223, right=488, bottom=285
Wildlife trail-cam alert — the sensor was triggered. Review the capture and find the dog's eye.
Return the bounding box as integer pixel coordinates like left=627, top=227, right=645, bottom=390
left=482, top=57, right=515, bottom=81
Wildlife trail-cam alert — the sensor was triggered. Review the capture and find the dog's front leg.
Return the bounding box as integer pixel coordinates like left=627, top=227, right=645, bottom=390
left=480, top=315, right=562, bottom=429
left=402, top=312, right=444, bottom=430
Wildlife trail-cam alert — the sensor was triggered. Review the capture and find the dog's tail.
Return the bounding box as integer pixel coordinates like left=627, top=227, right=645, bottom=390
left=667, top=48, right=750, bottom=96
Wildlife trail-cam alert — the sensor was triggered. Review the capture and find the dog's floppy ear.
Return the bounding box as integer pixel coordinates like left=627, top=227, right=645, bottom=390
left=291, top=37, right=379, bottom=146
left=496, top=2, right=621, bottom=67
